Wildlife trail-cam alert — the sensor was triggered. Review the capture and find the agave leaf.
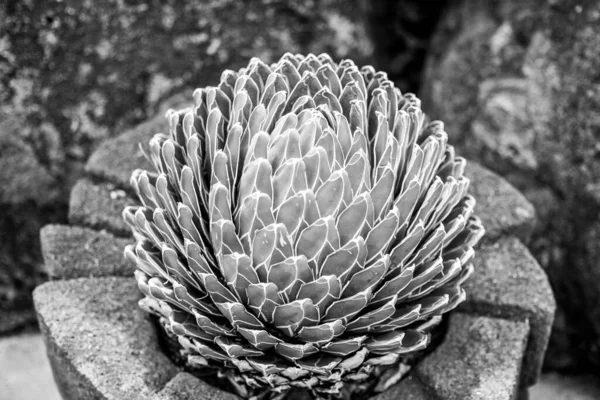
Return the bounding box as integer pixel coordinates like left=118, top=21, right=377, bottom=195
left=224, top=123, right=245, bottom=186
left=371, top=266, right=414, bottom=307
left=320, top=237, right=367, bottom=284
left=315, top=169, right=346, bottom=217
left=344, top=150, right=370, bottom=196
left=272, top=159, right=308, bottom=209
left=185, top=240, right=215, bottom=276
left=155, top=174, right=179, bottom=224
left=296, top=275, right=342, bottom=316
left=268, top=129, right=301, bottom=172
left=230, top=89, right=251, bottom=127
left=210, top=150, right=231, bottom=191
left=323, top=289, right=372, bottom=324
left=154, top=209, right=184, bottom=254
left=336, top=193, right=374, bottom=245
left=407, top=223, right=445, bottom=267
left=321, top=336, right=368, bottom=357
left=315, top=63, right=341, bottom=96
left=216, top=336, right=264, bottom=357
left=261, top=72, right=288, bottom=107
left=274, top=342, right=318, bottom=360
left=221, top=253, right=258, bottom=304
left=365, top=208, right=400, bottom=263
left=252, top=223, right=294, bottom=276
left=303, top=147, right=331, bottom=191
left=397, top=258, right=444, bottom=301
left=389, top=221, right=425, bottom=267
left=206, top=87, right=232, bottom=119
left=239, top=158, right=273, bottom=202
left=314, top=88, right=342, bottom=115
left=443, top=245, right=475, bottom=266
left=236, top=192, right=275, bottom=256
left=370, top=166, right=395, bottom=221
left=277, top=59, right=301, bottom=91
left=411, top=177, right=444, bottom=229
left=415, top=293, right=450, bottom=319
left=268, top=255, right=313, bottom=301
left=339, top=350, right=370, bottom=375
left=275, top=191, right=307, bottom=238
left=349, top=100, right=367, bottom=139
left=297, top=320, right=345, bottom=344
left=246, top=282, right=283, bottom=323
left=340, top=82, right=363, bottom=123
left=372, top=304, right=422, bottom=333
left=273, top=298, right=320, bottom=337
left=440, top=287, right=467, bottom=314
left=345, top=294, right=396, bottom=334
left=237, top=327, right=283, bottom=350
left=408, top=258, right=461, bottom=300
left=296, top=354, right=342, bottom=374
left=177, top=205, right=206, bottom=248
left=447, top=216, right=485, bottom=249
left=208, top=182, right=232, bottom=226
left=342, top=256, right=389, bottom=298
left=186, top=337, right=231, bottom=362
left=192, top=307, right=236, bottom=336
left=317, top=126, right=344, bottom=170
left=284, top=76, right=310, bottom=115
left=161, top=245, right=195, bottom=286
left=210, top=219, right=243, bottom=258
left=263, top=90, right=287, bottom=133
left=197, top=273, right=238, bottom=304
left=216, top=302, right=265, bottom=330
left=295, top=216, right=338, bottom=271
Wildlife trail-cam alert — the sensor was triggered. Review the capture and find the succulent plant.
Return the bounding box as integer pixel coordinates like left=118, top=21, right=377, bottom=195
left=123, top=53, right=484, bottom=400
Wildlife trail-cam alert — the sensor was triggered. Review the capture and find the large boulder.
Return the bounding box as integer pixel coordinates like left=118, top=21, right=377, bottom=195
left=421, top=0, right=600, bottom=369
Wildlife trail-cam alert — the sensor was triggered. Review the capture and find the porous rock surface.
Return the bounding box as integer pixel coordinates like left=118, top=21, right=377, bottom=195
left=69, top=178, right=137, bottom=237
left=415, top=313, right=529, bottom=400
left=40, top=225, right=134, bottom=280
left=34, top=277, right=178, bottom=400
left=460, top=237, right=556, bottom=386
left=421, top=0, right=600, bottom=369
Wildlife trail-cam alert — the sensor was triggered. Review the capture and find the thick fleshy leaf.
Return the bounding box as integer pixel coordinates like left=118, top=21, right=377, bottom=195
left=237, top=328, right=283, bottom=350
left=216, top=302, right=264, bottom=330
left=246, top=283, right=283, bottom=323
left=320, top=237, right=367, bottom=284
left=321, top=336, right=367, bottom=356
left=273, top=298, right=320, bottom=337
left=322, top=289, right=372, bottom=324
left=336, top=193, right=374, bottom=245
left=296, top=275, right=342, bottom=316
left=342, top=256, right=389, bottom=298
left=297, top=320, right=345, bottom=344
left=268, top=256, right=313, bottom=301
left=215, top=336, right=264, bottom=357
left=221, top=253, right=258, bottom=304
left=274, top=342, right=318, bottom=360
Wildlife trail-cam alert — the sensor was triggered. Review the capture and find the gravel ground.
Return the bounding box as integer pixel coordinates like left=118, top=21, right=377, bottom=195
left=1, top=333, right=599, bottom=400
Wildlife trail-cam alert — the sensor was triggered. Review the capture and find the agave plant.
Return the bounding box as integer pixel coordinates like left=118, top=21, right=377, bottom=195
left=123, top=53, right=484, bottom=399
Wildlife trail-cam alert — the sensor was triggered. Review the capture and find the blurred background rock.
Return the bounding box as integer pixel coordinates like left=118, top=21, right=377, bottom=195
left=420, top=0, right=600, bottom=372
left=1, top=0, right=598, bottom=393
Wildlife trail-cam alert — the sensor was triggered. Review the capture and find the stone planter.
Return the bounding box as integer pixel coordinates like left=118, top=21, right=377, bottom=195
left=34, top=113, right=555, bottom=400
